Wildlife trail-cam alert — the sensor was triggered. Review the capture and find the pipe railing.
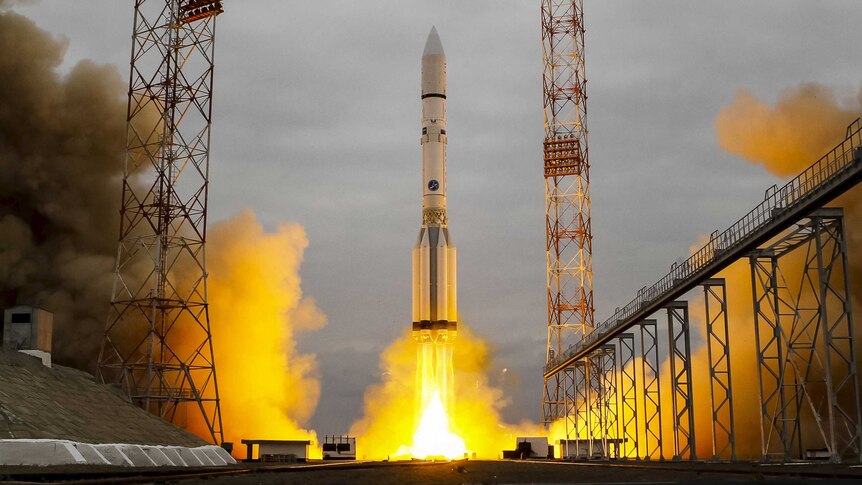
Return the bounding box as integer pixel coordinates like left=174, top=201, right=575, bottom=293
left=545, top=119, right=862, bottom=376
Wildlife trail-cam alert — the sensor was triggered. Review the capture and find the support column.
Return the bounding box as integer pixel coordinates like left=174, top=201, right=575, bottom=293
left=573, top=359, right=589, bottom=459
left=639, top=319, right=662, bottom=460
left=703, top=278, right=736, bottom=461
left=600, top=345, right=618, bottom=458
left=750, top=250, right=800, bottom=461
left=748, top=209, right=862, bottom=462
left=563, top=365, right=577, bottom=460
left=811, top=213, right=862, bottom=462
left=588, top=353, right=605, bottom=458
left=666, top=301, right=696, bottom=460
left=617, top=333, right=638, bottom=459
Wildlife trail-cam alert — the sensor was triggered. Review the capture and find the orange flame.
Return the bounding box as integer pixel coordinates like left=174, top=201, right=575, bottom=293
left=351, top=324, right=545, bottom=460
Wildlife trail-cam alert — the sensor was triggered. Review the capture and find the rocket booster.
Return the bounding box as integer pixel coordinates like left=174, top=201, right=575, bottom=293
left=412, top=27, right=457, bottom=410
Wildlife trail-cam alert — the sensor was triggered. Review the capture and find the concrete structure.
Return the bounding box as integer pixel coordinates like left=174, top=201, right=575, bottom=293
left=556, top=439, right=625, bottom=460
left=322, top=435, right=356, bottom=460
left=0, top=440, right=233, bottom=466
left=3, top=306, right=53, bottom=368
left=517, top=437, right=550, bottom=459
left=242, top=439, right=311, bottom=462
left=0, top=349, right=235, bottom=466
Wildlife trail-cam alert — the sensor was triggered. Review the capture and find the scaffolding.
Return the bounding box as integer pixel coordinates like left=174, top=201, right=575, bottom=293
left=546, top=119, right=862, bottom=376
left=540, top=0, right=594, bottom=427
left=750, top=210, right=861, bottom=462
left=98, top=0, right=225, bottom=444
left=544, top=120, right=862, bottom=464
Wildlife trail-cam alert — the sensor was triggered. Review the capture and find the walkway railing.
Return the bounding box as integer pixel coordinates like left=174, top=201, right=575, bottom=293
left=545, top=119, right=862, bottom=378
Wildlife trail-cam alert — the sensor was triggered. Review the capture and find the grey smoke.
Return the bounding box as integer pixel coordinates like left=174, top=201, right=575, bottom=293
left=0, top=7, right=126, bottom=371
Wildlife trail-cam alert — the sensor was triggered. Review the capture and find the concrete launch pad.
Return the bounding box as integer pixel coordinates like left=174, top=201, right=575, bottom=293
left=201, top=460, right=862, bottom=484
left=0, top=349, right=234, bottom=466
left=5, top=459, right=862, bottom=484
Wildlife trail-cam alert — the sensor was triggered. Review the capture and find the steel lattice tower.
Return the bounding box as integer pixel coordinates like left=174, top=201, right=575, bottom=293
left=98, top=0, right=225, bottom=444
left=540, top=0, right=593, bottom=426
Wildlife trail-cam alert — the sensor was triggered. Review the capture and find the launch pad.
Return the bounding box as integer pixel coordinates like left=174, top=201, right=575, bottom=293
left=6, top=459, right=862, bottom=484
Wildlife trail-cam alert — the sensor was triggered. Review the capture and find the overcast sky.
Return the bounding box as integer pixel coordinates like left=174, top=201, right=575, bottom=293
left=17, top=0, right=862, bottom=435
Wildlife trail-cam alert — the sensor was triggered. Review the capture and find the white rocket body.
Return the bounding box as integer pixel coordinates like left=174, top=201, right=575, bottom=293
left=412, top=27, right=457, bottom=412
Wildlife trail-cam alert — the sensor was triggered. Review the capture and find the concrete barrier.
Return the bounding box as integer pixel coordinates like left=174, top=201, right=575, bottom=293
left=0, top=439, right=237, bottom=467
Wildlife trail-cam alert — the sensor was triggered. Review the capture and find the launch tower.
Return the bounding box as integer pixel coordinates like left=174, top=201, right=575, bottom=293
left=98, top=0, right=225, bottom=444
left=540, top=0, right=594, bottom=426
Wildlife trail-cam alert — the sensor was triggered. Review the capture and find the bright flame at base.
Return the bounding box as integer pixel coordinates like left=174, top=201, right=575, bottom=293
left=407, top=391, right=467, bottom=459
left=350, top=326, right=548, bottom=460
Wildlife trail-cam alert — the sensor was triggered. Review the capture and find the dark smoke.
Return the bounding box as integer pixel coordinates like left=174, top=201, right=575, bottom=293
left=0, top=7, right=126, bottom=371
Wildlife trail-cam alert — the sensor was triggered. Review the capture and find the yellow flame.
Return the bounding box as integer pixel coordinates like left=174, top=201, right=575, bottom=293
left=352, top=325, right=546, bottom=460
left=408, top=391, right=467, bottom=459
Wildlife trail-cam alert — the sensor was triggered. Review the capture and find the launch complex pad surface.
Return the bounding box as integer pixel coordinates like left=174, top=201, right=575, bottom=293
left=3, top=460, right=862, bottom=484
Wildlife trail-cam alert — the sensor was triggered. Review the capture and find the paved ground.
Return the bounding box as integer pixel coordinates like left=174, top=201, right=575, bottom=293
left=190, top=460, right=862, bottom=485
left=3, top=459, right=862, bottom=484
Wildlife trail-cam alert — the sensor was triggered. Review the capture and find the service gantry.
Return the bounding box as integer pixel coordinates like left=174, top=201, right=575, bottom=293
left=98, top=0, right=225, bottom=444
left=540, top=0, right=594, bottom=427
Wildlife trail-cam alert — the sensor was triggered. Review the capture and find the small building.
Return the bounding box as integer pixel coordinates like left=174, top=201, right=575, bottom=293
left=519, top=437, right=550, bottom=458
left=502, top=436, right=551, bottom=459
left=241, top=439, right=311, bottom=462
left=3, top=306, right=53, bottom=367
left=322, top=435, right=356, bottom=460
left=556, top=438, right=626, bottom=460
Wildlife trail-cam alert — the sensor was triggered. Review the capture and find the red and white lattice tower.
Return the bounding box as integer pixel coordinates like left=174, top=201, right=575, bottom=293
left=540, top=0, right=594, bottom=426
left=98, top=0, right=225, bottom=444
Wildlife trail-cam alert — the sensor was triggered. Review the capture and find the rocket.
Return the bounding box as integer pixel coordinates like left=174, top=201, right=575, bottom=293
left=413, top=27, right=457, bottom=411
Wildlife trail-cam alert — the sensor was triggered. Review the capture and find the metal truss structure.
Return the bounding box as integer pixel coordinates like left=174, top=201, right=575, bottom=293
left=540, top=0, right=594, bottom=427
left=617, top=333, right=638, bottom=459
left=546, top=120, right=862, bottom=375
left=703, top=279, right=736, bottom=461
left=570, top=360, right=590, bottom=455
left=639, top=319, right=663, bottom=460
left=98, top=0, right=225, bottom=444
left=750, top=209, right=861, bottom=462
left=543, top=120, right=862, bottom=463
left=666, top=302, right=695, bottom=461
left=561, top=365, right=579, bottom=458
left=563, top=350, right=618, bottom=460
left=598, top=346, right=618, bottom=458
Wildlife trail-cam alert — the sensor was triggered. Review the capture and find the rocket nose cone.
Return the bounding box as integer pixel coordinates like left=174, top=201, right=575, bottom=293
left=423, top=26, right=445, bottom=57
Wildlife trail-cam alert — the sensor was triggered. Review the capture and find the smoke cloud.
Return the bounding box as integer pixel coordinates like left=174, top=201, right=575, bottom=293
left=181, top=211, right=326, bottom=455
left=0, top=7, right=126, bottom=370
left=704, top=82, right=862, bottom=459
left=0, top=5, right=327, bottom=452
left=556, top=84, right=862, bottom=461
left=716, top=84, right=861, bottom=177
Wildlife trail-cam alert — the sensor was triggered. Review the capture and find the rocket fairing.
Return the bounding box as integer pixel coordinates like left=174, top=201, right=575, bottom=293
left=412, top=27, right=457, bottom=410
